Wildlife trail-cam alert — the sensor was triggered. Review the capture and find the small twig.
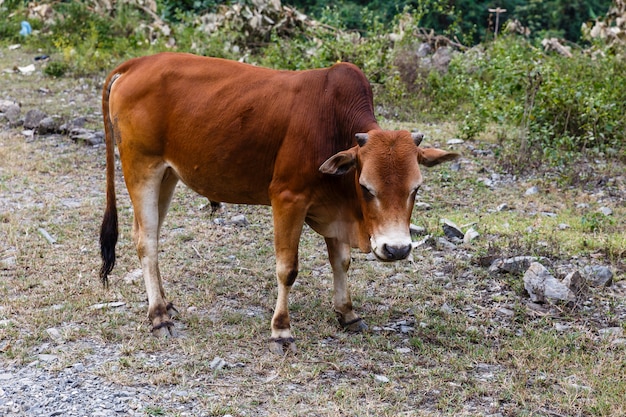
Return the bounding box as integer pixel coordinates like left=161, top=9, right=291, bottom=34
left=191, top=245, right=206, bottom=260
left=38, top=228, right=56, bottom=244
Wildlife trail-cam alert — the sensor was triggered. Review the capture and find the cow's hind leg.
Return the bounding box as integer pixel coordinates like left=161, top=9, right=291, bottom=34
left=325, top=237, right=367, bottom=332
left=128, top=164, right=179, bottom=337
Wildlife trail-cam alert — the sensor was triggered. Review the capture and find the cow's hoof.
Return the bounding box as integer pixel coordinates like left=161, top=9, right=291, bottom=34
left=338, top=316, right=368, bottom=332
left=151, top=320, right=176, bottom=338
left=269, top=337, right=297, bottom=355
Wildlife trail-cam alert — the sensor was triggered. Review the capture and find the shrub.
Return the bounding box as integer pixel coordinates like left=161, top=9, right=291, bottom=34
left=422, top=35, right=626, bottom=169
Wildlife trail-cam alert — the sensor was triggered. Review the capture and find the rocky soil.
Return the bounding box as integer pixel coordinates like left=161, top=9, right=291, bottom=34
left=1, top=46, right=624, bottom=416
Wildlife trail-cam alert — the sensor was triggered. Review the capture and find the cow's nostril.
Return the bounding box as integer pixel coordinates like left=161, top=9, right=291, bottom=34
left=382, top=243, right=412, bottom=260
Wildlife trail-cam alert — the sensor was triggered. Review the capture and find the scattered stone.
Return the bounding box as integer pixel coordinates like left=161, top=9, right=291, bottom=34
left=37, top=116, right=59, bottom=134
left=558, top=223, right=570, bottom=230
left=395, top=347, right=411, bottom=354
left=209, top=357, right=227, bottom=370
left=480, top=177, right=494, bottom=188
left=599, top=206, right=613, bottom=216
left=496, top=307, right=514, bottom=317
left=581, top=265, right=613, bottom=287
left=463, top=227, right=479, bottom=243
left=16, top=64, right=36, bottom=74
left=496, top=203, right=510, bottom=212
left=59, top=117, right=87, bottom=132
left=598, top=327, right=623, bottom=338
left=576, top=203, right=590, bottom=209
left=69, top=128, right=104, bottom=146
left=440, top=303, right=453, bottom=314
left=123, top=268, right=143, bottom=284
left=23, top=108, right=47, bottom=129
left=489, top=256, right=546, bottom=274
left=562, top=270, right=588, bottom=295
left=414, top=202, right=432, bottom=211
left=523, top=262, right=576, bottom=303
left=525, top=186, right=539, bottom=196
left=374, top=374, right=390, bottom=383
left=21, top=129, right=34, bottom=138
left=540, top=211, right=557, bottom=217
left=400, top=325, right=414, bottom=333
left=447, top=138, right=464, bottom=145
left=441, top=218, right=464, bottom=240
left=409, top=224, right=427, bottom=237
left=37, top=354, right=59, bottom=362
left=437, top=237, right=457, bottom=250
left=45, top=327, right=64, bottom=343
left=229, top=214, right=249, bottom=226
left=0, top=99, right=21, bottom=125
left=554, top=323, right=571, bottom=332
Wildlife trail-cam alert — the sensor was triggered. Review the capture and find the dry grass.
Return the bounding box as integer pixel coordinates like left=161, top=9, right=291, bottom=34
left=1, top=47, right=625, bottom=416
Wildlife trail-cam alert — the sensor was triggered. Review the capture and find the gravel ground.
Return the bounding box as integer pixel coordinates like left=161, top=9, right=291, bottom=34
left=0, top=340, right=209, bottom=417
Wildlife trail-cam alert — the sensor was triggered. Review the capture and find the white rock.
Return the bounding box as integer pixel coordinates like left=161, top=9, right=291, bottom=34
left=599, top=206, right=612, bottom=216
left=46, top=327, right=64, bottom=343
left=525, top=186, right=539, bottom=196
left=463, top=227, right=479, bottom=243
left=210, top=357, right=226, bottom=370
left=447, top=138, right=464, bottom=145
left=523, top=262, right=576, bottom=303
left=123, top=268, right=143, bottom=284
left=374, top=374, right=390, bottom=383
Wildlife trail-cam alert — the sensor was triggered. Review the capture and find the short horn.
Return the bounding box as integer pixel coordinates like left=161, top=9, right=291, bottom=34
left=355, top=133, right=369, bottom=147
left=411, top=132, right=424, bottom=146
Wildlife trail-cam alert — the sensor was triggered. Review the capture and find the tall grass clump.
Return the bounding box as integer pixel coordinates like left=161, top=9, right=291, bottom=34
left=425, top=35, right=626, bottom=170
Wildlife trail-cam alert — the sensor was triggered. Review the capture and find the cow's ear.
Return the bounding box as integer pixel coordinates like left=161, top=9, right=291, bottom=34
left=418, top=148, right=459, bottom=167
left=319, top=147, right=358, bottom=176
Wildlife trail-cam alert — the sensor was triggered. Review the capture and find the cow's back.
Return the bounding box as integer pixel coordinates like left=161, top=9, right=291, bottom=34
left=106, top=52, right=377, bottom=205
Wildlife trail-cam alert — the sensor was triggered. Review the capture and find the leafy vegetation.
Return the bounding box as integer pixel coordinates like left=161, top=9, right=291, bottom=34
left=0, top=0, right=624, bottom=170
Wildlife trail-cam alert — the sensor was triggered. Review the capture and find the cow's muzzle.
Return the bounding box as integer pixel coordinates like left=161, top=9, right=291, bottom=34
left=381, top=242, right=412, bottom=260
left=371, top=241, right=412, bottom=261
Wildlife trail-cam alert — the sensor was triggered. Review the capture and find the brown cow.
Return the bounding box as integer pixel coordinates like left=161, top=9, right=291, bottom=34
left=99, top=52, right=458, bottom=354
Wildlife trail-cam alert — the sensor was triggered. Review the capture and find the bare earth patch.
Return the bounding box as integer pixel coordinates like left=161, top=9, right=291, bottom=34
left=0, top=47, right=624, bottom=416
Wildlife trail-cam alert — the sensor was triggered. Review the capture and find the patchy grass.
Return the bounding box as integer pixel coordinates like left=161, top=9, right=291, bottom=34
left=1, top=47, right=625, bottom=416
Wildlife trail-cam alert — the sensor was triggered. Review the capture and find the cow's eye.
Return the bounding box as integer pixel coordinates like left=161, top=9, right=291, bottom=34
left=360, top=184, right=375, bottom=201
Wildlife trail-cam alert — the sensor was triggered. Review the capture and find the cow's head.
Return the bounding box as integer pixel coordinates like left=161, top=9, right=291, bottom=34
left=319, top=130, right=458, bottom=261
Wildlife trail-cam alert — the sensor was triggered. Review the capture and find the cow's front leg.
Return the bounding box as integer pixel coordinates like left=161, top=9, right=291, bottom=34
left=268, top=195, right=306, bottom=354
left=325, top=237, right=367, bottom=332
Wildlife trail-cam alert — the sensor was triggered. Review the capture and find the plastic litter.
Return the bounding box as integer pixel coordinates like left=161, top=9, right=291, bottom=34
left=20, top=21, right=32, bottom=36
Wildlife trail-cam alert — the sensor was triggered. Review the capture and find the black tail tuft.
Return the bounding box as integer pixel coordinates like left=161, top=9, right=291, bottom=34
left=99, top=208, right=118, bottom=288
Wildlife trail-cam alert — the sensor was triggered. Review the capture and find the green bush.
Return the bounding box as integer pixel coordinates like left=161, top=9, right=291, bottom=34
left=0, top=0, right=622, bottom=171
left=422, top=36, right=625, bottom=168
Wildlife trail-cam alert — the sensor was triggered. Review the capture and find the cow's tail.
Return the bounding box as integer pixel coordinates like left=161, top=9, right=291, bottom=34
left=99, top=73, right=121, bottom=288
